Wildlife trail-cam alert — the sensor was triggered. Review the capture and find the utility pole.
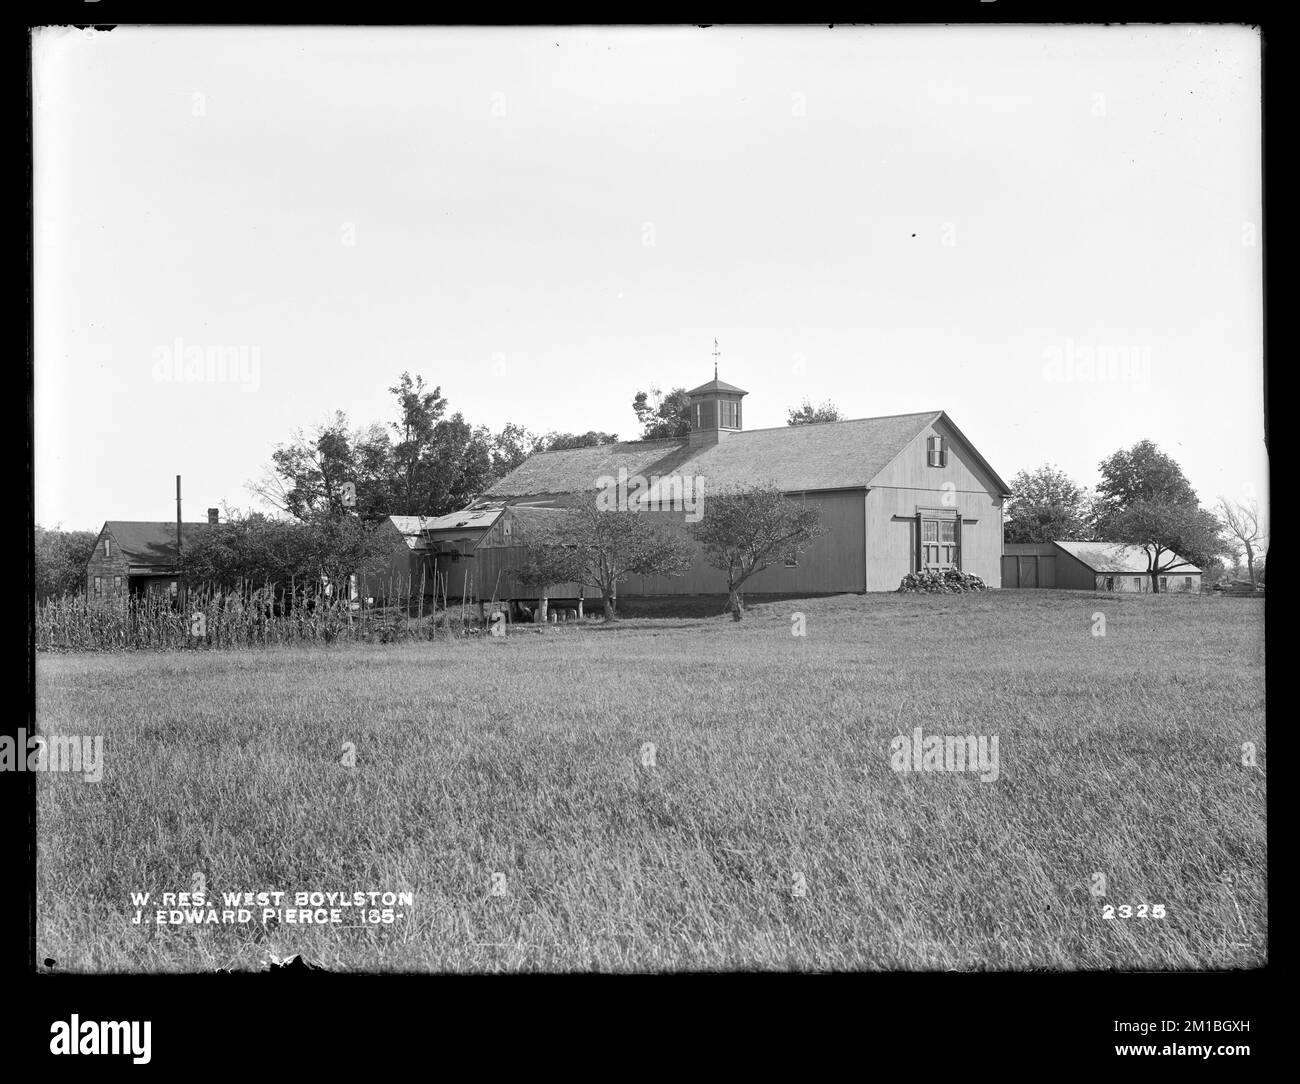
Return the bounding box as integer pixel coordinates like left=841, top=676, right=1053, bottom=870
left=176, top=475, right=184, bottom=610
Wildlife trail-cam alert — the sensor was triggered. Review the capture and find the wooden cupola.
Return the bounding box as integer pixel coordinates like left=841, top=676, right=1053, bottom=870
left=685, top=375, right=748, bottom=448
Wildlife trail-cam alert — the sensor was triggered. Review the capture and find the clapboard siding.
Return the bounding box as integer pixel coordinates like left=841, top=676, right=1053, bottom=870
left=472, top=490, right=867, bottom=599
left=865, top=486, right=1003, bottom=590
left=624, top=490, right=866, bottom=596
left=85, top=526, right=131, bottom=600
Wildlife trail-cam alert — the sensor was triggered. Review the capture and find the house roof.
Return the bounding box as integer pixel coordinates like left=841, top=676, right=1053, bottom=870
left=101, top=522, right=210, bottom=566
left=485, top=410, right=974, bottom=497
left=1054, top=541, right=1202, bottom=574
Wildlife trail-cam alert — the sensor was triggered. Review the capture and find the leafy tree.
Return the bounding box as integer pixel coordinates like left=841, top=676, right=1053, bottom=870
left=543, top=430, right=619, bottom=451
left=786, top=399, right=842, bottom=425
left=689, top=483, right=827, bottom=620
left=1093, top=441, right=1229, bottom=590
left=389, top=372, right=448, bottom=513
left=491, top=423, right=547, bottom=479
left=180, top=509, right=391, bottom=603
left=1216, top=497, right=1266, bottom=586
left=1004, top=465, right=1089, bottom=543
left=35, top=526, right=98, bottom=600
left=521, top=500, right=693, bottom=620
left=253, top=412, right=392, bottom=520
left=632, top=387, right=691, bottom=439
left=1095, top=440, right=1198, bottom=508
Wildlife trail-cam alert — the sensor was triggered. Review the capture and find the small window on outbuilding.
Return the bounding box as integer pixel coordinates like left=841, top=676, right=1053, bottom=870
left=1160, top=576, right=1168, bottom=589
left=927, top=435, right=947, bottom=467
left=784, top=552, right=798, bottom=568
left=93, top=576, right=102, bottom=598
left=1185, top=577, right=1193, bottom=588
left=1105, top=576, right=1115, bottom=591
left=103, top=538, right=111, bottom=557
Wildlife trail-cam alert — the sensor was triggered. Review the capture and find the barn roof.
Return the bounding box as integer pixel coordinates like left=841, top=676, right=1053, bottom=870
left=484, top=410, right=957, bottom=497
left=101, top=521, right=210, bottom=566
left=1054, top=541, right=1202, bottom=574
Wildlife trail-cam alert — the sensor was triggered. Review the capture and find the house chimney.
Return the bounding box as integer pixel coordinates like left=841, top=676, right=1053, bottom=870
left=207, top=508, right=219, bottom=524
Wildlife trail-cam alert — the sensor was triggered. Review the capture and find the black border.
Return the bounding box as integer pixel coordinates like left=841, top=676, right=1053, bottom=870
left=17, top=10, right=1279, bottom=1071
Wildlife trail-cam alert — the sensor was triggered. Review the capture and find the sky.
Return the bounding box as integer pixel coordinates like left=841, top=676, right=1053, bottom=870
left=33, top=24, right=1266, bottom=530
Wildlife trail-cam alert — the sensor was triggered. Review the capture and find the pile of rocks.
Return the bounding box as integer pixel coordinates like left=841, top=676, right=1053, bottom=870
left=897, top=568, right=988, bottom=593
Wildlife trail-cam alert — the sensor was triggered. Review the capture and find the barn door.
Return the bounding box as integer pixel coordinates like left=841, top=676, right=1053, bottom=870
left=920, top=516, right=958, bottom=571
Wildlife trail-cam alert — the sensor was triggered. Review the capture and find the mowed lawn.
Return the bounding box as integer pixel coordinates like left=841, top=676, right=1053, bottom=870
left=34, top=590, right=1266, bottom=972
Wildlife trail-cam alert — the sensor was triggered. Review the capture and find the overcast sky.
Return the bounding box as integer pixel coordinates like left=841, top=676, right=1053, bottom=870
left=33, top=24, right=1265, bottom=529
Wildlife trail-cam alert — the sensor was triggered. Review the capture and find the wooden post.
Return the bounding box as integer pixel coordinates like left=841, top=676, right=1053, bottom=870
left=577, top=591, right=584, bottom=620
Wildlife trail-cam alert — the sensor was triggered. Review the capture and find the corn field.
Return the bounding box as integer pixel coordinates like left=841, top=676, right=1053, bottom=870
left=35, top=582, right=481, bottom=653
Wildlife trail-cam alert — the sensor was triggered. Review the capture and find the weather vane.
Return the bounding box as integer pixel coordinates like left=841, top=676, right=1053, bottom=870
left=713, top=338, right=720, bottom=379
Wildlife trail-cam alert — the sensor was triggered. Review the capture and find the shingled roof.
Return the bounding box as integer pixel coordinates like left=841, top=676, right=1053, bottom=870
left=102, top=522, right=210, bottom=567
left=485, top=411, right=948, bottom=497
left=1054, top=541, right=1203, bottom=574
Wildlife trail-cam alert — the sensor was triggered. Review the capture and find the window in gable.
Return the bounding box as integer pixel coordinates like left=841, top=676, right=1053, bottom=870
left=927, top=435, right=947, bottom=467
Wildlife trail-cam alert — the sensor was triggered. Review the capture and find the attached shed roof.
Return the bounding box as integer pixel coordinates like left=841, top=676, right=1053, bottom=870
left=101, top=522, right=210, bottom=567
left=485, top=411, right=983, bottom=497
left=1053, top=541, right=1202, bottom=574
left=387, top=509, right=503, bottom=538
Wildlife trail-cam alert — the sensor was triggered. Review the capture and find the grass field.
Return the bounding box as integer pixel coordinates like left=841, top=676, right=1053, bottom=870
left=34, top=589, right=1266, bottom=972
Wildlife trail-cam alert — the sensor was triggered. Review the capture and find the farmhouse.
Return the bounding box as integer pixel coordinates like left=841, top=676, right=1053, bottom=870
left=84, top=514, right=216, bottom=602
left=458, top=374, right=1012, bottom=603
left=1003, top=541, right=1202, bottom=593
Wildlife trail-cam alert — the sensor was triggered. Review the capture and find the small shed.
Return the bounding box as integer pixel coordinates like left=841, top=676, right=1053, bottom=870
left=1003, top=540, right=1202, bottom=593
left=364, top=509, right=505, bottom=603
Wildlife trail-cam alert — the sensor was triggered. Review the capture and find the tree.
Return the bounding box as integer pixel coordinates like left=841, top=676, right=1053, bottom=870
left=491, top=423, right=547, bottom=480
left=522, top=500, right=693, bottom=620
left=632, top=387, right=691, bottom=439
left=35, top=526, right=98, bottom=600
left=543, top=430, right=619, bottom=451
left=786, top=398, right=842, bottom=425
left=689, top=484, right=827, bottom=620
left=1095, top=440, right=1199, bottom=508
left=252, top=412, right=392, bottom=520
left=1216, top=498, right=1266, bottom=586
left=388, top=372, right=448, bottom=513
left=1093, top=441, right=1228, bottom=591
left=254, top=377, right=508, bottom=521
left=180, top=509, right=391, bottom=605
left=1004, top=465, right=1088, bottom=543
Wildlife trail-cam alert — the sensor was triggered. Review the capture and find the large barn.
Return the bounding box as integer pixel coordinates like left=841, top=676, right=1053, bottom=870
left=457, top=374, right=1011, bottom=604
